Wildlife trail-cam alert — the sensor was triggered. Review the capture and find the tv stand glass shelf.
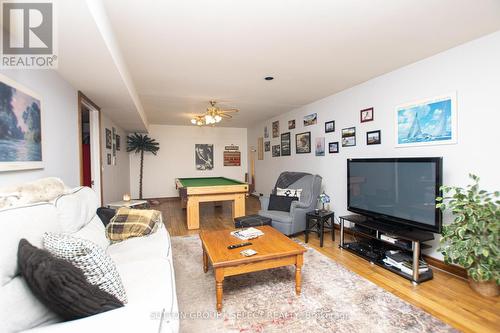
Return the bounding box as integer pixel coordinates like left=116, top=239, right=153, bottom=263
left=339, top=214, right=435, bottom=284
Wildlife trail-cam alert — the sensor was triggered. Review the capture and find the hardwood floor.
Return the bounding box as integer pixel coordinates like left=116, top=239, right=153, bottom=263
left=157, top=196, right=500, bottom=333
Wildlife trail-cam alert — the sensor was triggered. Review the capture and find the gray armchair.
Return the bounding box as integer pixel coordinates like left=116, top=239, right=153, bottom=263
left=258, top=173, right=322, bottom=235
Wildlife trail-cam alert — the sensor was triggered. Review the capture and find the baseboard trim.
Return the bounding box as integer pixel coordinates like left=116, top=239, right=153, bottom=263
left=334, top=224, right=467, bottom=280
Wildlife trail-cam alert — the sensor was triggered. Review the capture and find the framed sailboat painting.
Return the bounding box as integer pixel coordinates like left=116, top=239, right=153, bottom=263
left=395, top=92, right=457, bottom=147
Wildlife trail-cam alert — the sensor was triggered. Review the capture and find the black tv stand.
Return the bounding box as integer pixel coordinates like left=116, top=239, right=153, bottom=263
left=339, top=214, right=435, bottom=284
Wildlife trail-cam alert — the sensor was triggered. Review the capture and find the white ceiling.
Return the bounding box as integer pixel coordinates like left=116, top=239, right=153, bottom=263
left=58, top=0, right=500, bottom=130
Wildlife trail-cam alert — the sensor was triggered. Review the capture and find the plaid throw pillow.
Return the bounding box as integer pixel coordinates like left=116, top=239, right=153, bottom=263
left=106, top=207, right=161, bottom=242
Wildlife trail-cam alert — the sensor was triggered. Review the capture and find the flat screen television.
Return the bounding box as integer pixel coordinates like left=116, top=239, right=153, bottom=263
left=347, top=157, right=442, bottom=233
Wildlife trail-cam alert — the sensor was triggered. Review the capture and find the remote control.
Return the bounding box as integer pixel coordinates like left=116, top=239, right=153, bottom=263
left=228, top=242, right=252, bottom=249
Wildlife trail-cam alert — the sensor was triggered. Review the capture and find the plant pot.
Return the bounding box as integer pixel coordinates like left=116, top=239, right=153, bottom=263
left=468, top=277, right=499, bottom=297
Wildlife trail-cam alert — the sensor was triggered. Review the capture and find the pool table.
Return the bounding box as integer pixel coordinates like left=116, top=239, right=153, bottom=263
left=175, top=177, right=249, bottom=230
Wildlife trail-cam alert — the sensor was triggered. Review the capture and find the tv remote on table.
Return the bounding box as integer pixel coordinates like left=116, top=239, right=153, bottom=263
left=228, top=242, right=252, bottom=249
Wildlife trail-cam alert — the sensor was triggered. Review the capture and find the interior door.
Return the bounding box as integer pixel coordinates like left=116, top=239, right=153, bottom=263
left=88, top=108, right=102, bottom=205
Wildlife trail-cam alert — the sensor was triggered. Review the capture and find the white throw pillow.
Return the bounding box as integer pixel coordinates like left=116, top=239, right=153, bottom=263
left=43, top=233, right=127, bottom=304
left=276, top=187, right=303, bottom=200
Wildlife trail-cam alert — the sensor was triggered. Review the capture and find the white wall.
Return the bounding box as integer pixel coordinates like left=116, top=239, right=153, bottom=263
left=0, top=70, right=79, bottom=188
left=129, top=125, right=248, bottom=198
left=101, top=113, right=130, bottom=203
left=248, top=31, right=500, bottom=259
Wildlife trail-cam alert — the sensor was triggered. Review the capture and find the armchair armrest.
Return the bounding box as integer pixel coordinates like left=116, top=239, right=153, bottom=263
left=259, top=196, right=270, bottom=211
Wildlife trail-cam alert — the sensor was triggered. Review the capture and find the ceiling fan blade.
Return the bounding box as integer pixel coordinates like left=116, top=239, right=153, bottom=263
left=220, top=113, right=232, bottom=118
left=220, top=109, right=239, bottom=113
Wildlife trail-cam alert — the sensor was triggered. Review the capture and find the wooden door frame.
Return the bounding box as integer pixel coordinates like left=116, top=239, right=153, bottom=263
left=77, top=91, right=103, bottom=205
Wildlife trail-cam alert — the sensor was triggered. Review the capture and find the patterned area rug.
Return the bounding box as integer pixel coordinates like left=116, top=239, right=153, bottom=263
left=172, top=235, right=457, bottom=333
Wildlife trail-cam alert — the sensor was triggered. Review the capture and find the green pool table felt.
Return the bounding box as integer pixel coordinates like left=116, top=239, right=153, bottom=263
left=177, top=177, right=245, bottom=187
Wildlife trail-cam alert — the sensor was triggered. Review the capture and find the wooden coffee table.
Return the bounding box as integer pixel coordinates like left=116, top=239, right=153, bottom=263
left=200, top=226, right=306, bottom=312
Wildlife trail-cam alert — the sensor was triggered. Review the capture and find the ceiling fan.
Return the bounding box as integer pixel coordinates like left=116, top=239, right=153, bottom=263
left=191, top=100, right=239, bottom=126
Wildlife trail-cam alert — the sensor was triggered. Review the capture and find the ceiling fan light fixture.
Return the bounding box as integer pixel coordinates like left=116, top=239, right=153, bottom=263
left=215, top=115, right=222, bottom=122
left=191, top=118, right=197, bottom=125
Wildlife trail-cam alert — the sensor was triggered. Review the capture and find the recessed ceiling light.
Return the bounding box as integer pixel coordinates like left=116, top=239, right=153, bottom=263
left=264, top=76, right=274, bottom=81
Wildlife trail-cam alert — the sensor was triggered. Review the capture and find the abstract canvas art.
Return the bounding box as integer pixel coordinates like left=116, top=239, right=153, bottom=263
left=195, top=144, right=214, bottom=170
left=0, top=74, right=43, bottom=171
left=396, top=93, right=457, bottom=147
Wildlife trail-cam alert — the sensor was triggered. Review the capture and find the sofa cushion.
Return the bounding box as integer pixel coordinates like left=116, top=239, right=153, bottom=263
left=72, top=215, right=110, bottom=250
left=17, top=239, right=123, bottom=321
left=0, top=203, right=61, bottom=286
left=257, top=209, right=294, bottom=224
left=0, top=276, right=59, bottom=333
left=43, top=233, right=127, bottom=304
left=53, top=187, right=99, bottom=233
left=268, top=194, right=298, bottom=212
left=107, top=224, right=171, bottom=263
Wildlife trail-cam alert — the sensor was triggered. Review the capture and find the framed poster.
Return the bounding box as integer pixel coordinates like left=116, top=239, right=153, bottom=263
left=195, top=144, right=214, bottom=170
left=295, top=132, right=311, bottom=154
left=281, top=132, right=291, bottom=156
left=105, top=128, right=112, bottom=149
left=315, top=137, right=325, bottom=156
left=264, top=141, right=270, bottom=152
left=0, top=74, right=43, bottom=171
left=396, top=92, right=457, bottom=147
left=288, top=119, right=295, bottom=129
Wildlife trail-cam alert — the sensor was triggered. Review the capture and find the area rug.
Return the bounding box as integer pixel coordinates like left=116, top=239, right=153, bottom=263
left=171, top=235, right=457, bottom=333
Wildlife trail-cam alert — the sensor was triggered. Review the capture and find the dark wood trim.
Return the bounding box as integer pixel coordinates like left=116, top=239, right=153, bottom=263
left=77, top=91, right=103, bottom=206
left=333, top=224, right=467, bottom=279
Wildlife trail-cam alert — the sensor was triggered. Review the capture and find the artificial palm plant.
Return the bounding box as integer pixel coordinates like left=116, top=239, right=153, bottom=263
left=127, top=133, right=160, bottom=199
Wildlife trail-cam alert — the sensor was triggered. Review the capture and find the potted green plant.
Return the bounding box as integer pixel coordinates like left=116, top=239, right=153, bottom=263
left=436, top=174, right=499, bottom=297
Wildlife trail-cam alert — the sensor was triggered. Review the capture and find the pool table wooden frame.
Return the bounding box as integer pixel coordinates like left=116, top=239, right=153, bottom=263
left=175, top=177, right=249, bottom=230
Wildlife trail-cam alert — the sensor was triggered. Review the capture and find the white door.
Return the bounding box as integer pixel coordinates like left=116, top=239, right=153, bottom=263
left=88, top=106, right=102, bottom=205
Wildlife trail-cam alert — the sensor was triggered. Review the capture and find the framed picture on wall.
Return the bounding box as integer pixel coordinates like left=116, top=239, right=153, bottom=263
left=107, top=153, right=111, bottom=165
left=395, top=92, right=457, bottom=147
left=0, top=74, right=43, bottom=172
left=295, top=131, right=311, bottom=153
left=288, top=119, right=296, bottom=129
left=303, top=113, right=317, bottom=126
left=367, top=130, right=381, bottom=145
left=342, top=127, right=356, bottom=147
left=195, top=144, right=214, bottom=170
left=116, top=135, right=121, bottom=151
left=325, top=120, right=335, bottom=133
left=329, top=142, right=339, bottom=153
left=281, top=132, right=291, bottom=156
left=272, top=120, right=280, bottom=138
left=105, top=128, right=112, bottom=149
left=272, top=145, right=281, bottom=157
left=264, top=126, right=269, bottom=138
left=264, top=141, right=270, bottom=152
left=315, top=137, right=325, bottom=156
left=360, top=107, right=374, bottom=123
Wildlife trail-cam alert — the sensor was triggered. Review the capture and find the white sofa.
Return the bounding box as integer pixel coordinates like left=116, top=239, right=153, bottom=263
left=0, top=186, right=179, bottom=333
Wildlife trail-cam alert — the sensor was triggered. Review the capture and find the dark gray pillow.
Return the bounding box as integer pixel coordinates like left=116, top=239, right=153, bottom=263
left=268, top=194, right=298, bottom=212
left=17, top=239, right=123, bottom=321
left=96, top=207, right=116, bottom=226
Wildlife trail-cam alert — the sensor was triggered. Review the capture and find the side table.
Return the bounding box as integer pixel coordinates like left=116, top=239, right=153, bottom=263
left=107, top=199, right=149, bottom=209
left=305, top=210, right=335, bottom=247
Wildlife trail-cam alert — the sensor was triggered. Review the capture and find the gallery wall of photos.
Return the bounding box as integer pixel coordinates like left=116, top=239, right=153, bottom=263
left=261, top=107, right=381, bottom=158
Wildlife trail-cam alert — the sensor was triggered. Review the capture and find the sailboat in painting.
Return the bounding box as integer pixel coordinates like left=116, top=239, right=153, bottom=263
left=397, top=95, right=454, bottom=146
